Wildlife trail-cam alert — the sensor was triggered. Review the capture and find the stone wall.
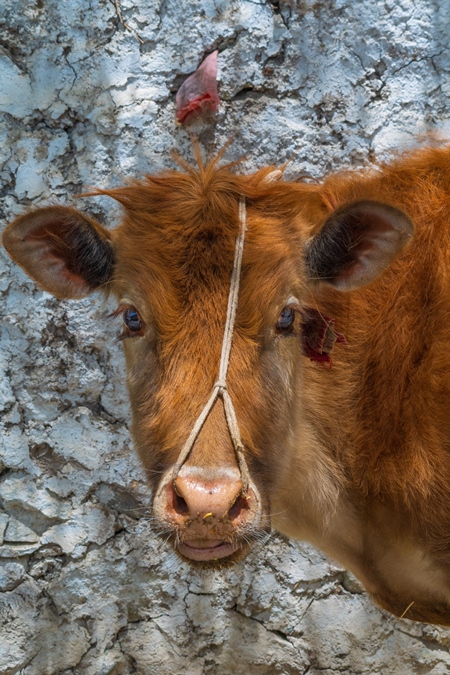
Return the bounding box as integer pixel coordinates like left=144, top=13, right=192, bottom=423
left=1, top=1, right=450, bottom=673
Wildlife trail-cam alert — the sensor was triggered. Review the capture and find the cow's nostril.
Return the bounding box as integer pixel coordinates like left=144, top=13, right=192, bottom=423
left=228, top=494, right=250, bottom=521
left=173, top=490, right=189, bottom=516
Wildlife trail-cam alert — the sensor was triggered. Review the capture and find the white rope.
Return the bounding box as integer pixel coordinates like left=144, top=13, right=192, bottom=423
left=172, top=197, right=250, bottom=492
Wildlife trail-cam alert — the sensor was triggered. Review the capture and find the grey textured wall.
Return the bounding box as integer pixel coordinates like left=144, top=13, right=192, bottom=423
left=1, top=1, right=450, bottom=673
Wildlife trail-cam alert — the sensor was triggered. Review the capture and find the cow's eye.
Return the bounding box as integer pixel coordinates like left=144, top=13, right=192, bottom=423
left=276, top=306, right=295, bottom=330
left=123, top=307, right=143, bottom=332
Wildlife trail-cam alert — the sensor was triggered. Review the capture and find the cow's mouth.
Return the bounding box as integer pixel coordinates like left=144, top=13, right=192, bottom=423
left=177, top=538, right=242, bottom=562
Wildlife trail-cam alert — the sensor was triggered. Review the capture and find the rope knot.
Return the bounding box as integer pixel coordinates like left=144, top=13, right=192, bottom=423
left=214, top=381, right=227, bottom=393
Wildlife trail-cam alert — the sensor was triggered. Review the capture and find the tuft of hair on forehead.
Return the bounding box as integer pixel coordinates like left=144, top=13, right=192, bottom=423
left=113, top=155, right=311, bottom=236
left=89, top=151, right=327, bottom=257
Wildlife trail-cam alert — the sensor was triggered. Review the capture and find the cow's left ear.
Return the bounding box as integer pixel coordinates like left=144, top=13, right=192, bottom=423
left=305, top=200, right=414, bottom=290
left=2, top=205, right=115, bottom=299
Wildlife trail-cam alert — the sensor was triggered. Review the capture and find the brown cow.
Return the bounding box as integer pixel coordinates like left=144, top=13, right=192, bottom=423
left=4, top=145, right=450, bottom=625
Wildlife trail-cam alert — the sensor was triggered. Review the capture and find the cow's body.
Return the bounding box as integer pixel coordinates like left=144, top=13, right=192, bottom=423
left=4, top=144, right=450, bottom=624
left=271, top=148, right=450, bottom=623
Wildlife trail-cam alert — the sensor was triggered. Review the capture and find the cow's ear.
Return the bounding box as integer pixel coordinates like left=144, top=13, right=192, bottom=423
left=2, top=206, right=115, bottom=299
left=306, top=200, right=413, bottom=291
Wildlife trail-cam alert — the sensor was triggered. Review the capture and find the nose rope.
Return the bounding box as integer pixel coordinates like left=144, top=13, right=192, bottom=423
left=172, top=197, right=251, bottom=493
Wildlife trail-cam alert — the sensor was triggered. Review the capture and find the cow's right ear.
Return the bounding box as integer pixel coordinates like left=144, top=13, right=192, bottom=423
left=2, top=206, right=115, bottom=299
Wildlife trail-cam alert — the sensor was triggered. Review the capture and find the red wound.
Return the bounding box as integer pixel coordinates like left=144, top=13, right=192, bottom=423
left=301, top=307, right=347, bottom=367
left=176, top=51, right=220, bottom=125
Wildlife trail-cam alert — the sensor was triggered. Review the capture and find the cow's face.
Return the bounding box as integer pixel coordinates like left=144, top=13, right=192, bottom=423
left=2, top=161, right=413, bottom=566
left=111, top=184, right=308, bottom=564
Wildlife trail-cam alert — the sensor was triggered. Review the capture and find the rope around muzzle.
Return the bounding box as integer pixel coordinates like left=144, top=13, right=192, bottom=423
left=172, top=197, right=251, bottom=493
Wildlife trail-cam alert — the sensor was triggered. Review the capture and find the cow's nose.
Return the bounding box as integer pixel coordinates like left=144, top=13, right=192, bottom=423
left=167, top=469, right=250, bottom=525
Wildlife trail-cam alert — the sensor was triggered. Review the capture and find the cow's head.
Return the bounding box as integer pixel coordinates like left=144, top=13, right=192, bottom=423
left=2, top=158, right=413, bottom=566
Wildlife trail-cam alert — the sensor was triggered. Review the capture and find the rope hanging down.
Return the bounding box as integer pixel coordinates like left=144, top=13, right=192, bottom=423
left=172, top=197, right=251, bottom=492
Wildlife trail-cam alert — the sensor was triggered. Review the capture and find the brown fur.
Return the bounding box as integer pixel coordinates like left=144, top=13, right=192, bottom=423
left=104, top=147, right=450, bottom=623
left=5, top=144, right=450, bottom=623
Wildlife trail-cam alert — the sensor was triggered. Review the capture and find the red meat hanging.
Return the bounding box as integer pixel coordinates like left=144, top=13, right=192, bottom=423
left=176, top=51, right=220, bottom=125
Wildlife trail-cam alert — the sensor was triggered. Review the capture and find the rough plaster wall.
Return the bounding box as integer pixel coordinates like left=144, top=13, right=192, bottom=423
left=1, top=0, right=450, bottom=673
